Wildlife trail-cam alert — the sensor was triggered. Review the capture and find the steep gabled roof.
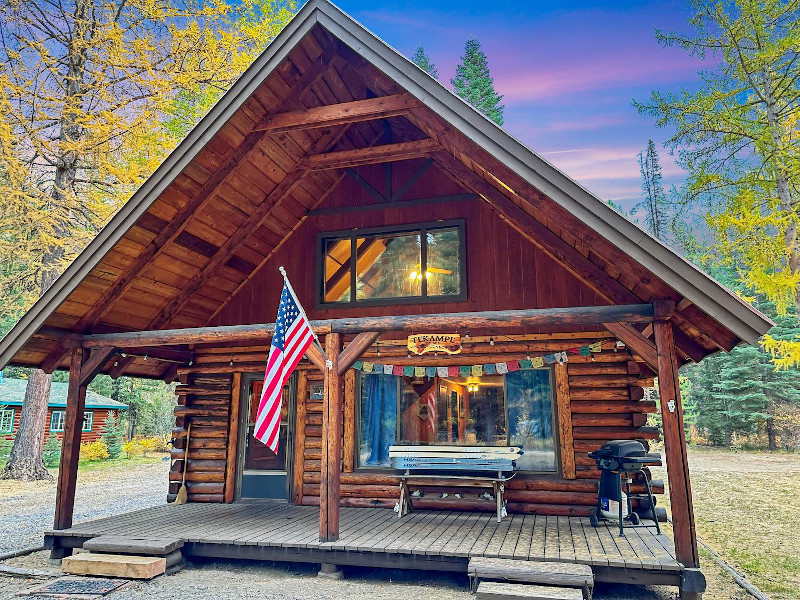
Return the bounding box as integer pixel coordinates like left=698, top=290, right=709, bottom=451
left=0, top=0, right=772, bottom=378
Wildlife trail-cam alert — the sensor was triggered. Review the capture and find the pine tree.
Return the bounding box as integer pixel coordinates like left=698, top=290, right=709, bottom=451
left=100, top=413, right=123, bottom=460
left=412, top=46, right=438, bottom=79
left=451, top=38, right=504, bottom=126
left=635, top=139, right=670, bottom=242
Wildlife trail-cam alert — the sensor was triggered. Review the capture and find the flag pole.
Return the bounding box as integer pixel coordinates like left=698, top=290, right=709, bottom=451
left=279, top=266, right=331, bottom=369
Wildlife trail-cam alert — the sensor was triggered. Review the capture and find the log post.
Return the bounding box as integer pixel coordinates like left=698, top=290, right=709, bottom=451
left=554, top=363, right=576, bottom=479
left=292, top=370, right=308, bottom=505
left=320, top=333, right=343, bottom=542
left=51, top=347, right=88, bottom=558
left=653, top=316, right=700, bottom=570
left=224, top=372, right=242, bottom=503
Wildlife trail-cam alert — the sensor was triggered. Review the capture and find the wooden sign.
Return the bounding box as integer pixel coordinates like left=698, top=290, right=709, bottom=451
left=407, top=333, right=461, bottom=355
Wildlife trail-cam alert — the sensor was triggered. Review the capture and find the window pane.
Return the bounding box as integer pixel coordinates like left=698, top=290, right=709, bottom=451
left=426, top=228, right=461, bottom=296
left=359, top=373, right=397, bottom=467
left=507, top=369, right=556, bottom=471
left=82, top=412, right=93, bottom=431
left=323, top=238, right=352, bottom=303
left=431, top=376, right=506, bottom=445
left=0, top=409, right=12, bottom=432
left=356, top=233, right=421, bottom=300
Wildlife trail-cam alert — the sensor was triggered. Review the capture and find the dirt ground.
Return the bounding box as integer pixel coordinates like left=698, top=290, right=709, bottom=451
left=2, top=449, right=796, bottom=599
left=678, top=448, right=800, bottom=600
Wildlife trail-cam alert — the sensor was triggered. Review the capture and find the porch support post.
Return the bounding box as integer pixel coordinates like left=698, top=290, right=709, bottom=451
left=51, top=347, right=87, bottom=558
left=320, top=333, right=343, bottom=542
left=653, top=309, right=700, bottom=572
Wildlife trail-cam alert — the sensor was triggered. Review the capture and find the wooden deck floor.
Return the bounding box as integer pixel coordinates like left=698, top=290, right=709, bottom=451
left=46, top=503, right=682, bottom=585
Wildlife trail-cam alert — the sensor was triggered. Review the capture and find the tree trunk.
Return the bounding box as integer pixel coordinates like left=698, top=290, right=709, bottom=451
left=765, top=402, right=778, bottom=451
left=2, top=0, right=89, bottom=481
left=1, top=369, right=54, bottom=481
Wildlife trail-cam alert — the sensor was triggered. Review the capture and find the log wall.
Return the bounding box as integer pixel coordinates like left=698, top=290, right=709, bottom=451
left=298, top=344, right=662, bottom=517
left=167, top=372, right=234, bottom=503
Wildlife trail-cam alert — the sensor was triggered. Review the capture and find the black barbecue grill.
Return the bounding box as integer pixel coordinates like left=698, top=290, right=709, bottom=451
left=588, top=440, right=662, bottom=536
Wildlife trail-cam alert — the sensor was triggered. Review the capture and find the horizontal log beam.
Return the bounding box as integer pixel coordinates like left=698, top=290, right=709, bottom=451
left=254, top=94, right=422, bottom=133
left=80, top=304, right=655, bottom=349
left=303, top=139, right=438, bottom=171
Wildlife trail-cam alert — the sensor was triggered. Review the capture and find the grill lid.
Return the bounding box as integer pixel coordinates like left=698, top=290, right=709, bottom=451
left=588, top=439, right=647, bottom=459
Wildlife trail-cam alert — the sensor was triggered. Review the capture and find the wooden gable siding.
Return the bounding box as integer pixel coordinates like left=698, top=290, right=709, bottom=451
left=2, top=407, right=115, bottom=443
left=211, top=161, right=606, bottom=328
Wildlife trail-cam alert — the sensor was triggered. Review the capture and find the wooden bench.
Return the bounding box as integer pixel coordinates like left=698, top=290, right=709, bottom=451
left=468, top=557, right=594, bottom=599
left=389, top=445, right=521, bottom=523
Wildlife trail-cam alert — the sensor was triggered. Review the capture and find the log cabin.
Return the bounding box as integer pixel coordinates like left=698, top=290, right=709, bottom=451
left=0, top=1, right=772, bottom=597
left=0, top=377, right=127, bottom=443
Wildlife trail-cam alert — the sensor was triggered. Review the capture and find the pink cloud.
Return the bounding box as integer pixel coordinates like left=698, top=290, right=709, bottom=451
left=539, top=146, right=684, bottom=189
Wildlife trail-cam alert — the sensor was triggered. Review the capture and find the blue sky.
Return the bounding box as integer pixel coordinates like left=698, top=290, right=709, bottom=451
left=326, top=0, right=703, bottom=212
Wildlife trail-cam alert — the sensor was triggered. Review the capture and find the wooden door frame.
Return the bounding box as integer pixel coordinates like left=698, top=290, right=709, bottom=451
left=235, top=371, right=297, bottom=501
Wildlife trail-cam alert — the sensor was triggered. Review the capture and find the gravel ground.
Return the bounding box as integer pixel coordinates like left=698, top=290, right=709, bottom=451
left=0, top=552, right=677, bottom=600
left=0, top=458, right=169, bottom=554
left=0, top=453, right=751, bottom=599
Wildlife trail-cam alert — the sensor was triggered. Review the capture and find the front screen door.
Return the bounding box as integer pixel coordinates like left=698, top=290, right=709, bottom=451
left=238, top=373, right=295, bottom=500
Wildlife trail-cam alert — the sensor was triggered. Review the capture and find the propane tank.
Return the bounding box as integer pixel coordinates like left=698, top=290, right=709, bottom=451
left=599, top=491, right=629, bottom=520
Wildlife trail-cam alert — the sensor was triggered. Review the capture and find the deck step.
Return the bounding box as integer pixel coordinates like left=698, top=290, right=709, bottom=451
left=62, top=553, right=166, bottom=580
left=468, top=557, right=594, bottom=588
left=83, top=535, right=184, bottom=555
left=476, top=582, right=583, bottom=600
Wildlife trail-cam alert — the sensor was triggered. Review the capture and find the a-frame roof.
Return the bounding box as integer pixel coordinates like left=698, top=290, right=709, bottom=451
left=0, top=0, right=772, bottom=378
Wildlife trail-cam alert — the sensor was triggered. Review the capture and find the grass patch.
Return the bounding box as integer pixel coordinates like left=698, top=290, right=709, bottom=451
left=76, top=454, right=167, bottom=473
left=654, top=448, right=800, bottom=600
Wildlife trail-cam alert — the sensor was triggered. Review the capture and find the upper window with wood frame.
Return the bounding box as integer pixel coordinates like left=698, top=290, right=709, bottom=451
left=318, top=220, right=466, bottom=306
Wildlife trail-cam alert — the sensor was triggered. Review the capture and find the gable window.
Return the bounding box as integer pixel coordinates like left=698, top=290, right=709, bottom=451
left=356, top=368, right=556, bottom=472
left=0, top=409, right=14, bottom=433
left=50, top=410, right=65, bottom=431
left=318, top=220, right=465, bottom=306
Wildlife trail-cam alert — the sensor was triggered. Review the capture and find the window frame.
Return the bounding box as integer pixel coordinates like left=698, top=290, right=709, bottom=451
left=82, top=411, right=94, bottom=432
left=0, top=408, right=14, bottom=433
left=50, top=410, right=65, bottom=432
left=354, top=367, right=560, bottom=474
left=316, top=219, right=467, bottom=308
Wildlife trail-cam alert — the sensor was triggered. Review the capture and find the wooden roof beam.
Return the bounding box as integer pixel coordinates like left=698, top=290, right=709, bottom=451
left=254, top=93, right=421, bottom=133
left=39, top=51, right=340, bottom=373
left=303, top=138, right=438, bottom=170
left=81, top=304, right=655, bottom=349
left=603, top=322, right=658, bottom=371
left=201, top=129, right=388, bottom=325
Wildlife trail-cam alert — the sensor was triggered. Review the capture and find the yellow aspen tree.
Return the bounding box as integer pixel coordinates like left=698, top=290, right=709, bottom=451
left=637, top=0, right=800, bottom=367
left=0, top=0, right=294, bottom=480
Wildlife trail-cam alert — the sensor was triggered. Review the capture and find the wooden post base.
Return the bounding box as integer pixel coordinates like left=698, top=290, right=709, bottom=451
left=49, top=545, right=72, bottom=560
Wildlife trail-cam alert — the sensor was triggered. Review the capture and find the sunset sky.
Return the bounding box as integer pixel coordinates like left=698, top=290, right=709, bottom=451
left=327, top=0, right=704, bottom=212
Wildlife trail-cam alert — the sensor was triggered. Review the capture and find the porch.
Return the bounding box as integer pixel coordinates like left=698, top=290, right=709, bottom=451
left=45, top=503, right=683, bottom=587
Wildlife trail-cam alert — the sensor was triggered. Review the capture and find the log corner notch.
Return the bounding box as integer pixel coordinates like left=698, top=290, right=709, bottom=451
left=653, top=300, right=701, bottom=573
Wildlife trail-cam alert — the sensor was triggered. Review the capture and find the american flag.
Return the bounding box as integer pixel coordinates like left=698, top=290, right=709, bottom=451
left=254, top=276, right=316, bottom=453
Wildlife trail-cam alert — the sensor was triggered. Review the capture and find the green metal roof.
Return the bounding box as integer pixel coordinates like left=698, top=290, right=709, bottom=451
left=0, top=377, right=128, bottom=410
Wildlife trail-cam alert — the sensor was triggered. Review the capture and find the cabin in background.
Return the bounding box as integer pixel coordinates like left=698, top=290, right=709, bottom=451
left=0, top=377, right=126, bottom=443
left=0, top=2, right=772, bottom=598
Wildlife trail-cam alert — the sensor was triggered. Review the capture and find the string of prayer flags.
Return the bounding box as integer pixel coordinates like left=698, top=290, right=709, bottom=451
left=350, top=342, right=605, bottom=377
